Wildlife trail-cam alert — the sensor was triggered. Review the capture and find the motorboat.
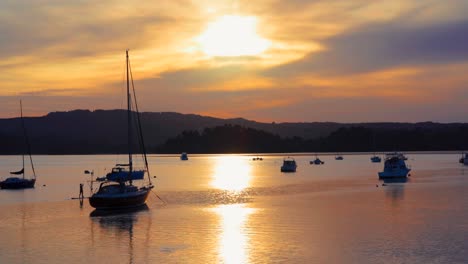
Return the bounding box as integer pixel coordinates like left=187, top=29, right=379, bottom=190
left=180, top=152, right=188, bottom=160
left=370, top=155, right=382, bottom=163
left=378, top=156, right=411, bottom=179
left=281, top=157, right=297, bottom=172
left=310, top=155, right=324, bottom=165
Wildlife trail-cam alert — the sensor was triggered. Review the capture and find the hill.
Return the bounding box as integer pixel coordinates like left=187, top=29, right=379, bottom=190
left=0, top=109, right=467, bottom=154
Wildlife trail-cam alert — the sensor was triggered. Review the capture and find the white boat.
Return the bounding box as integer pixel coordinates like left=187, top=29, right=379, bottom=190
left=89, top=50, right=154, bottom=210
left=335, top=154, right=343, bottom=160
left=386, top=152, right=408, bottom=160
left=378, top=155, right=411, bottom=179
left=180, top=152, right=188, bottom=160
left=281, top=157, right=297, bottom=172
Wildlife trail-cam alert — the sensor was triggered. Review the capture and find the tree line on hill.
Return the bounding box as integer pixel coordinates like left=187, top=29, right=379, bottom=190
left=155, top=124, right=468, bottom=153
left=1, top=110, right=468, bottom=154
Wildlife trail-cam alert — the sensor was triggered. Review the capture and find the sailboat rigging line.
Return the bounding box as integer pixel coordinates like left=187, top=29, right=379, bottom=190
left=129, top=58, right=153, bottom=185
left=126, top=50, right=133, bottom=184
left=151, top=190, right=166, bottom=205
left=20, top=100, right=36, bottom=179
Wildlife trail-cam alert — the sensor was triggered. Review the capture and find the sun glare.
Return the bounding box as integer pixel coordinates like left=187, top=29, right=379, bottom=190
left=197, top=15, right=271, bottom=57
left=211, top=156, right=251, bottom=191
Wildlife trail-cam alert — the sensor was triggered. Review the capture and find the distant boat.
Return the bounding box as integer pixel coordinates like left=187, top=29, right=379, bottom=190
left=459, top=152, right=467, bottom=164
left=370, top=155, right=382, bottom=163
left=310, top=155, right=324, bottom=165
left=378, top=155, right=411, bottom=179
left=180, top=152, right=188, bottom=160
left=0, top=101, right=37, bottom=190
left=281, top=157, right=297, bottom=172
left=335, top=154, right=344, bottom=160
left=89, top=50, right=153, bottom=210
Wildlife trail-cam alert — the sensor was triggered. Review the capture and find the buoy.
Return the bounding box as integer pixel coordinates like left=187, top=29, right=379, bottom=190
left=376, top=184, right=378, bottom=187
left=408, top=174, right=411, bottom=177
left=382, top=183, right=386, bottom=186
left=43, top=184, right=46, bottom=187
left=153, top=176, right=156, bottom=178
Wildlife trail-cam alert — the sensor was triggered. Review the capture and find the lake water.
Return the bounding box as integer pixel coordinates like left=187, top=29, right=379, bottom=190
left=0, top=153, right=467, bottom=263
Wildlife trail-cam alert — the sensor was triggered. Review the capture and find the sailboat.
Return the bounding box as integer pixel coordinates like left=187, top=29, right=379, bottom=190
left=89, top=50, right=154, bottom=210
left=370, top=130, right=381, bottom=163
left=0, top=101, right=37, bottom=189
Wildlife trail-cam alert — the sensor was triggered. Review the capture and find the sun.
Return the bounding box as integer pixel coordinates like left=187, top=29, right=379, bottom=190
left=197, top=15, right=271, bottom=57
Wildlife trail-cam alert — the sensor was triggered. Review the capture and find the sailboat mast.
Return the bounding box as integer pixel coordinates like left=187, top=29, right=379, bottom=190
left=20, top=100, right=25, bottom=179
left=126, top=50, right=133, bottom=175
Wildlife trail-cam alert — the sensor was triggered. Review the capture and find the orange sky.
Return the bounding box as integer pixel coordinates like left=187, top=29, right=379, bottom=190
left=1, top=0, right=467, bottom=122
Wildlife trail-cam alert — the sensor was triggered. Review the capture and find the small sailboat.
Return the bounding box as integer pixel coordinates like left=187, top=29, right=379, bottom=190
left=180, top=152, right=188, bottom=160
left=89, top=50, right=153, bottom=210
left=281, top=157, right=297, bottom=172
left=0, top=101, right=37, bottom=189
left=369, top=131, right=382, bottom=163
left=310, top=155, right=324, bottom=165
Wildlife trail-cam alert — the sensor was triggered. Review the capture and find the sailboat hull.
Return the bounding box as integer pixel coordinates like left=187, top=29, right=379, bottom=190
left=0, top=178, right=35, bottom=189
left=89, top=189, right=151, bottom=210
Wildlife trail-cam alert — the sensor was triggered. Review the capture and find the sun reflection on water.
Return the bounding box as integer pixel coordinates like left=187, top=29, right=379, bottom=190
left=213, top=204, right=255, bottom=264
left=211, top=156, right=252, bottom=191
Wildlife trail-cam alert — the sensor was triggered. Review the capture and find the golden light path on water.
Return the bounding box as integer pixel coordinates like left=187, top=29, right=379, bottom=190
left=210, top=156, right=252, bottom=191
left=213, top=204, right=255, bottom=264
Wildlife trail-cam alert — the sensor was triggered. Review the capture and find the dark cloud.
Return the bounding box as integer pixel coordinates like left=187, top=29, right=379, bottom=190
left=266, top=19, right=468, bottom=76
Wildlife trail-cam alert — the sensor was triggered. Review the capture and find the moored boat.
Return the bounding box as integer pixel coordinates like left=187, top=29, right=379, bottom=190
left=371, top=155, right=382, bottom=163
left=310, top=155, right=324, bottom=165
left=378, top=155, right=411, bottom=179
left=180, top=152, right=188, bottom=160
left=281, top=157, right=297, bottom=172
left=89, top=50, right=154, bottom=210
left=0, top=101, right=37, bottom=190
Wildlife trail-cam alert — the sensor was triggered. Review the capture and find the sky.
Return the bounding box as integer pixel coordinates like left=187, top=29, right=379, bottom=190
left=1, top=0, right=467, bottom=122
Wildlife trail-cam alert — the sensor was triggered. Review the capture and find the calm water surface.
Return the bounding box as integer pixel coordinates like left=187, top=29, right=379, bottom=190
left=0, top=153, right=467, bottom=263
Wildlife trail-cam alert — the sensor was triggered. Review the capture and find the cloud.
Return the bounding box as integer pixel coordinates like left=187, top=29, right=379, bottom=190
left=0, top=1, right=178, bottom=62
left=266, top=18, right=468, bottom=77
